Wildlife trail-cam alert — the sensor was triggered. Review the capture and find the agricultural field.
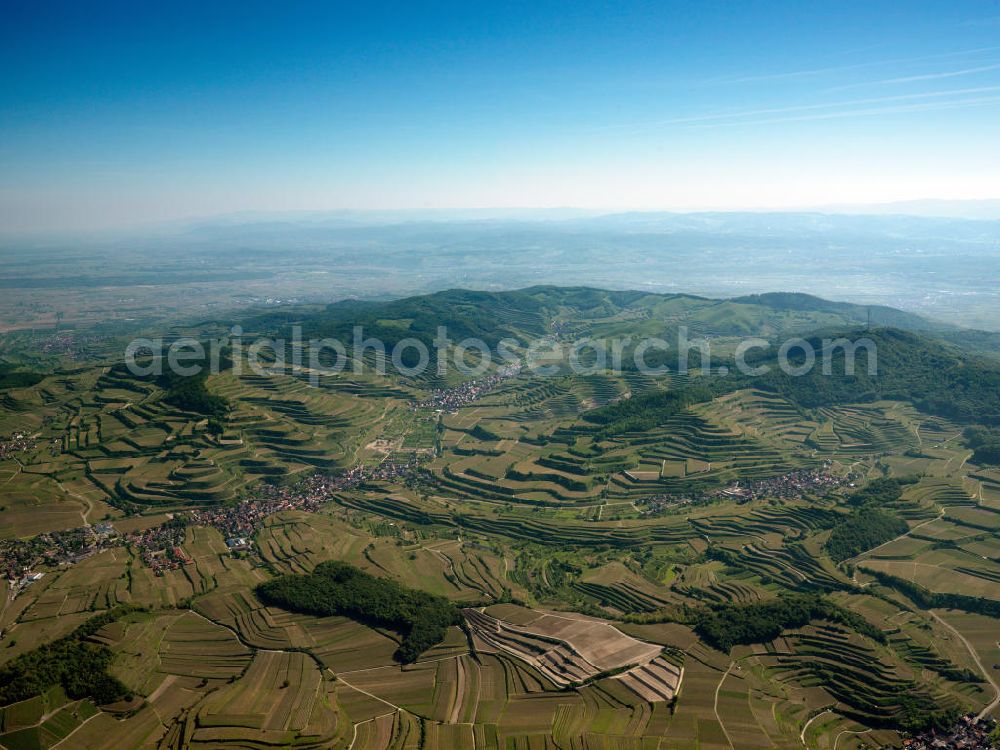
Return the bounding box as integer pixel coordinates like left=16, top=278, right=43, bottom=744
left=1, top=287, right=998, bottom=749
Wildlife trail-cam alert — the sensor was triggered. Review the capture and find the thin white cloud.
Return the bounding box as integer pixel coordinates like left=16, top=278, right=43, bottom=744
left=828, top=62, right=1000, bottom=90
left=706, top=45, right=1000, bottom=85
left=676, top=94, right=1000, bottom=130
left=595, top=85, right=1000, bottom=132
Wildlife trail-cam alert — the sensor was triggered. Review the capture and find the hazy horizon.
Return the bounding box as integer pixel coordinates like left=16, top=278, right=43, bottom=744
left=4, top=199, right=1000, bottom=243
left=4, top=1, right=1000, bottom=232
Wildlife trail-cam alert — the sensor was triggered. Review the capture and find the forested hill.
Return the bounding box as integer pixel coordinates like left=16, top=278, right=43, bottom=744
left=256, top=561, right=460, bottom=663
left=730, top=292, right=947, bottom=332
left=0, top=363, right=44, bottom=390
left=245, top=288, right=529, bottom=350
left=568, top=326, right=1000, bottom=434
left=244, top=285, right=972, bottom=353
left=741, top=327, right=1000, bottom=425
left=237, top=286, right=1000, bottom=425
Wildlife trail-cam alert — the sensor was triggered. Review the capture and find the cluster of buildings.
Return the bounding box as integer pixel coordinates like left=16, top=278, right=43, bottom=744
left=190, top=458, right=422, bottom=539
left=8, top=571, right=44, bottom=598
left=636, top=465, right=846, bottom=516
left=0, top=431, right=36, bottom=460
left=124, top=521, right=191, bottom=575
left=187, top=480, right=333, bottom=540
left=1, top=524, right=117, bottom=592
left=1, top=515, right=198, bottom=588
left=34, top=332, right=106, bottom=358
left=2, top=454, right=425, bottom=588
left=713, top=465, right=845, bottom=503
left=637, top=493, right=695, bottom=515
left=413, top=364, right=521, bottom=412
left=901, top=715, right=996, bottom=750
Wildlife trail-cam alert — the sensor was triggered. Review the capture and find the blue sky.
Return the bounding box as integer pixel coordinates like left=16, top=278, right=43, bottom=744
left=2, top=0, right=1000, bottom=231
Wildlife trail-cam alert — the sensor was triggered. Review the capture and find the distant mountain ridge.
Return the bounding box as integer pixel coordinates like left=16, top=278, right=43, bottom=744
left=241, top=285, right=1000, bottom=428
left=730, top=292, right=953, bottom=331
left=6, top=208, right=998, bottom=331
left=252, top=285, right=981, bottom=345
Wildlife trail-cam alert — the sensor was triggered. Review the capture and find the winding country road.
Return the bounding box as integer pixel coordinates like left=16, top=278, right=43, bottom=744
left=714, top=661, right=736, bottom=750
left=799, top=709, right=834, bottom=747
left=928, top=610, right=1000, bottom=721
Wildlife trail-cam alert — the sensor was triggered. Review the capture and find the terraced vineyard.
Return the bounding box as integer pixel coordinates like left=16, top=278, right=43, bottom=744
left=1, top=287, right=998, bottom=750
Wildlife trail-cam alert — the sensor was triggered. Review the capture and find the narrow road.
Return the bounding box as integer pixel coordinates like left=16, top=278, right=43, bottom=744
left=332, top=669, right=400, bottom=711
left=833, top=728, right=871, bottom=750
left=56, top=480, right=94, bottom=527
left=48, top=712, right=103, bottom=750
left=847, top=507, right=944, bottom=562
left=713, top=661, right=736, bottom=750
left=4, top=461, right=21, bottom=484
left=928, top=610, right=1000, bottom=721
left=346, top=710, right=397, bottom=750
left=448, top=655, right=466, bottom=724
left=800, top=709, right=833, bottom=747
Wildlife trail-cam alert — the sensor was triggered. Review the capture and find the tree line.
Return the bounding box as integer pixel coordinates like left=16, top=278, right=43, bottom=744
left=581, top=386, right=714, bottom=437
left=964, top=426, right=1000, bottom=466
left=0, top=364, right=44, bottom=390
left=862, top=568, right=1000, bottom=619
left=255, top=561, right=461, bottom=663
left=744, top=328, right=1000, bottom=425
left=825, top=508, right=907, bottom=562
left=157, top=368, right=229, bottom=420
left=693, top=593, right=886, bottom=653
left=0, top=606, right=139, bottom=707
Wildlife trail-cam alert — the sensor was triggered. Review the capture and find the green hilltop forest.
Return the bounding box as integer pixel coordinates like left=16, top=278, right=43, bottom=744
left=825, top=508, right=908, bottom=562
left=0, top=608, right=139, bottom=707
left=693, top=594, right=886, bottom=652
left=742, top=327, right=1000, bottom=423
left=256, top=561, right=461, bottom=662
